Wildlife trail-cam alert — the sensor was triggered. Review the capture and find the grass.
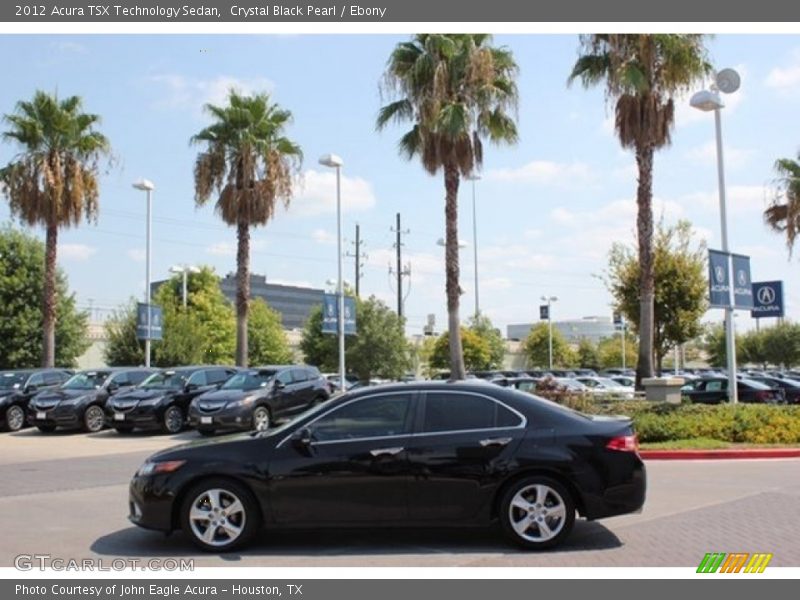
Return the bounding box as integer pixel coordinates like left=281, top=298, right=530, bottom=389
left=640, top=438, right=731, bottom=450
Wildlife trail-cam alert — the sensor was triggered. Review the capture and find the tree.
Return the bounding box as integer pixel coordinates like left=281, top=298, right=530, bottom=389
left=704, top=323, right=745, bottom=367
left=248, top=298, right=293, bottom=365
left=761, top=322, right=800, bottom=368
left=0, top=225, right=88, bottom=367
left=605, top=220, right=708, bottom=375
left=576, top=338, right=600, bottom=370
left=569, top=35, right=712, bottom=385
left=764, top=153, right=800, bottom=255
left=597, top=333, right=639, bottom=370
left=104, top=267, right=237, bottom=366
left=0, top=91, right=110, bottom=366
left=378, top=34, right=519, bottom=380
left=300, top=295, right=411, bottom=382
left=467, top=313, right=505, bottom=369
left=192, top=91, right=302, bottom=367
left=523, top=323, right=576, bottom=368
left=430, top=328, right=491, bottom=372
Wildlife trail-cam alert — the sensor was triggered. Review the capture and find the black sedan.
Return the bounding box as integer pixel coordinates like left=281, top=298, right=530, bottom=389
left=0, top=368, right=73, bottom=432
left=27, top=367, right=155, bottom=433
left=747, top=376, right=800, bottom=404
left=106, top=366, right=238, bottom=434
left=129, top=381, right=646, bottom=552
left=681, top=377, right=784, bottom=404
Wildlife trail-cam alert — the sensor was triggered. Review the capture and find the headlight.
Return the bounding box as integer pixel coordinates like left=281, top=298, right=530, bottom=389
left=136, top=460, right=186, bottom=476
left=226, top=395, right=257, bottom=409
left=138, top=396, right=166, bottom=406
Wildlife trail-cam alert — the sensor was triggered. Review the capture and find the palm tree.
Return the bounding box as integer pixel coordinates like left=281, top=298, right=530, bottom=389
left=377, top=34, right=519, bottom=380
left=191, top=90, right=302, bottom=366
left=568, top=34, right=711, bottom=386
left=764, top=153, right=800, bottom=255
left=0, top=91, right=110, bottom=367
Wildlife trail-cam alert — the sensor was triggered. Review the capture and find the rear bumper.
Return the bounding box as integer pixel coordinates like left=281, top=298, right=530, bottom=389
left=582, top=459, right=647, bottom=520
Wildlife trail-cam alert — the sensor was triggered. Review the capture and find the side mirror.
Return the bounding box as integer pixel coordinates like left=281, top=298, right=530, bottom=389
left=274, top=380, right=286, bottom=390
left=290, top=428, right=313, bottom=454
left=185, top=382, right=199, bottom=392
left=107, top=381, right=119, bottom=392
left=25, top=384, right=37, bottom=394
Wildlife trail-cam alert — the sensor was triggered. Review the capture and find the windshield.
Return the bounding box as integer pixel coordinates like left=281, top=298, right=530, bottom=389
left=740, top=378, right=771, bottom=390
left=142, top=371, right=187, bottom=390
left=222, top=371, right=276, bottom=391
left=597, top=377, right=623, bottom=388
left=0, top=372, right=28, bottom=390
left=63, top=371, right=110, bottom=390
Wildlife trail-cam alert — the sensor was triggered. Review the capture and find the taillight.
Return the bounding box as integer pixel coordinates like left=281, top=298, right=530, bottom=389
left=755, top=391, right=773, bottom=403
left=606, top=434, right=639, bottom=453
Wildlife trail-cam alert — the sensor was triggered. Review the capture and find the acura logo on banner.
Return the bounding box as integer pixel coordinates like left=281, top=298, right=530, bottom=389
left=708, top=249, right=731, bottom=308
left=751, top=281, right=784, bottom=318
left=731, top=254, right=753, bottom=309
left=539, top=305, right=549, bottom=320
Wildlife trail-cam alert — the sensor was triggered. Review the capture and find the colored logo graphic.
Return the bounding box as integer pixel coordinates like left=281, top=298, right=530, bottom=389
left=696, top=552, right=772, bottom=573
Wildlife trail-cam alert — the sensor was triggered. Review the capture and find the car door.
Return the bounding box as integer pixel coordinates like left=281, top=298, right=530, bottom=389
left=404, top=390, right=527, bottom=522
left=23, top=372, right=46, bottom=400
left=272, top=369, right=297, bottom=417
left=267, top=391, right=416, bottom=524
left=290, top=368, right=312, bottom=410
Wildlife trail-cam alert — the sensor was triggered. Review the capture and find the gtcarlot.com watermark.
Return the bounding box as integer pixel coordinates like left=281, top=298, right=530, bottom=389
left=14, top=554, right=194, bottom=572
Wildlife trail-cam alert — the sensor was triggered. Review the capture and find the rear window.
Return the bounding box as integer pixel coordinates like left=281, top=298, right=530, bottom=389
left=422, top=392, right=522, bottom=433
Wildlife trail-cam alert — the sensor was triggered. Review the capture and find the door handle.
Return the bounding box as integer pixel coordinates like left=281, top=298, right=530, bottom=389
left=370, top=446, right=404, bottom=457
left=479, top=437, right=512, bottom=447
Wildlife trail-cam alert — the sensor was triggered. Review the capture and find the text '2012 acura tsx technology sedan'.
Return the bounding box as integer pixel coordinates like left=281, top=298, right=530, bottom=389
left=129, top=381, right=646, bottom=552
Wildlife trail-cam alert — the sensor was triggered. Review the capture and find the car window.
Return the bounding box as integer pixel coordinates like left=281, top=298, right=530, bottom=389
left=276, top=370, right=293, bottom=385
left=186, top=370, right=208, bottom=387
left=205, top=369, right=229, bottom=385
left=28, top=373, right=45, bottom=387
left=43, top=372, right=63, bottom=386
left=291, top=368, right=308, bottom=383
left=310, top=394, right=413, bottom=442
left=127, top=371, right=150, bottom=386
left=63, top=371, right=110, bottom=389
left=422, top=392, right=520, bottom=433
left=306, top=367, right=321, bottom=380
left=110, top=372, right=131, bottom=386
left=704, top=380, right=724, bottom=392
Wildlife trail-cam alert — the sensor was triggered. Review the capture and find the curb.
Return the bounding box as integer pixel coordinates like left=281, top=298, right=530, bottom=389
left=640, top=448, right=800, bottom=460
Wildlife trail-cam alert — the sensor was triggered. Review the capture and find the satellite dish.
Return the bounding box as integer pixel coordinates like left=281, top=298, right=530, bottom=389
left=715, top=69, right=741, bottom=94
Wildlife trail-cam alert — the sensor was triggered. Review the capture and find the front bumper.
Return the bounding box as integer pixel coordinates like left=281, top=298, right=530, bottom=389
left=188, top=404, right=253, bottom=431
left=27, top=405, right=82, bottom=429
left=106, top=405, right=163, bottom=429
left=128, top=475, right=177, bottom=533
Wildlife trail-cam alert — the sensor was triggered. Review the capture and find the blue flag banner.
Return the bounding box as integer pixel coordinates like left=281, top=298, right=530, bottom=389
left=732, top=253, right=753, bottom=309
left=751, top=281, right=785, bottom=318
left=322, top=294, right=357, bottom=335
left=136, top=303, right=163, bottom=340
left=708, top=249, right=731, bottom=309
left=539, top=305, right=549, bottom=320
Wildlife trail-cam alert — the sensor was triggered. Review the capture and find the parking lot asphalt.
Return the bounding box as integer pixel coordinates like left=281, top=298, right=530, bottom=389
left=1, top=428, right=799, bottom=568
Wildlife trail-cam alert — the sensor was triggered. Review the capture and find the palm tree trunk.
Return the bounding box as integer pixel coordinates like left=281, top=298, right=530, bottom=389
left=42, top=224, right=58, bottom=367
left=444, top=163, right=466, bottom=380
left=235, top=221, right=250, bottom=367
left=635, top=144, right=655, bottom=388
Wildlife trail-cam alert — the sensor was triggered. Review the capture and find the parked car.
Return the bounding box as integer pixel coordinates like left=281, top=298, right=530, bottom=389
left=188, top=365, right=329, bottom=436
left=553, top=377, right=591, bottom=393
left=575, top=376, right=635, bottom=400
left=610, top=376, right=635, bottom=388
left=106, top=366, right=238, bottom=434
left=0, top=368, right=73, bottom=432
left=573, top=369, right=599, bottom=377
left=322, top=373, right=359, bottom=393
left=600, top=368, right=635, bottom=377
left=681, top=377, right=784, bottom=404
left=746, top=376, right=800, bottom=404
left=128, top=381, right=646, bottom=552
left=27, top=367, right=155, bottom=433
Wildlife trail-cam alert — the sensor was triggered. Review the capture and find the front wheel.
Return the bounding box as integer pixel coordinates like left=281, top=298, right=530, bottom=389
left=499, top=476, right=575, bottom=550
left=162, top=405, right=184, bottom=434
left=83, top=405, right=106, bottom=433
left=3, top=405, right=25, bottom=432
left=251, top=406, right=271, bottom=432
left=180, top=478, right=261, bottom=552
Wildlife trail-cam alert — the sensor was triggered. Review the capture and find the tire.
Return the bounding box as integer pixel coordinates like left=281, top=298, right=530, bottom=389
left=114, top=425, right=135, bottom=434
left=180, top=478, right=261, bottom=552
left=161, top=405, right=184, bottom=434
left=499, top=476, right=575, bottom=550
left=251, top=406, right=271, bottom=432
left=83, top=405, right=106, bottom=433
left=197, top=428, right=216, bottom=437
left=36, top=424, right=57, bottom=433
left=312, top=394, right=327, bottom=407
left=3, top=405, right=26, bottom=432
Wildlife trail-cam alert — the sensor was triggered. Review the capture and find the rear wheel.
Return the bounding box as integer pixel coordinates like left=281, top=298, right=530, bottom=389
left=162, top=405, right=184, bottom=434
left=180, top=478, right=261, bottom=552
left=3, top=405, right=25, bottom=432
left=251, top=406, right=271, bottom=432
left=499, top=476, right=575, bottom=550
left=83, top=405, right=106, bottom=433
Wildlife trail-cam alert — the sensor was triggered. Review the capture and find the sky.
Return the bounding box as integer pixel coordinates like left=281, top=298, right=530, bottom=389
left=0, top=33, right=799, bottom=337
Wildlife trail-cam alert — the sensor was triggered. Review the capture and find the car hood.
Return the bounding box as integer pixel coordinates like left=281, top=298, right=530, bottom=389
left=109, top=388, right=173, bottom=408
left=145, top=430, right=257, bottom=463
left=193, top=389, right=253, bottom=405
left=31, top=389, right=95, bottom=406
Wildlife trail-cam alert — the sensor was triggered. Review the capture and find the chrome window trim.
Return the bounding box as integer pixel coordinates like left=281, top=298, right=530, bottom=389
left=276, top=389, right=526, bottom=449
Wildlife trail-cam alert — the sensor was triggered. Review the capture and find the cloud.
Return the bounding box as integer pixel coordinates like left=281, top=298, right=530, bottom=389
left=684, top=140, right=752, bottom=168
left=150, top=74, right=274, bottom=114
left=765, top=50, right=800, bottom=92
left=485, top=160, right=594, bottom=186
left=127, top=248, right=146, bottom=262
left=551, top=197, right=685, bottom=227
left=289, top=169, right=377, bottom=217
left=311, top=228, right=336, bottom=245
left=206, top=242, right=236, bottom=257
left=682, top=185, right=769, bottom=215
left=59, top=243, right=96, bottom=261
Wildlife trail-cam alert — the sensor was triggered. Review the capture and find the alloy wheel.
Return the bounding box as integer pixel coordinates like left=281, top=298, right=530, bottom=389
left=164, top=406, right=184, bottom=433
left=252, top=407, right=270, bottom=432
left=507, top=483, right=568, bottom=543
left=187, top=488, right=247, bottom=548
left=5, top=405, right=24, bottom=432
left=84, top=406, right=105, bottom=433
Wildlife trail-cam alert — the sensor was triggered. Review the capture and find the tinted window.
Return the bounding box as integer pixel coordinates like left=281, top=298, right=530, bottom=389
left=276, top=370, right=293, bottom=385
left=186, top=370, right=208, bottom=387
left=306, top=367, right=321, bottom=380
left=206, top=369, right=232, bottom=385
left=704, top=380, right=724, bottom=392
left=44, top=372, right=63, bottom=386
left=0, top=372, right=27, bottom=389
left=28, top=373, right=45, bottom=387
left=422, top=393, right=521, bottom=432
left=142, top=371, right=187, bottom=390
left=63, top=371, right=110, bottom=389
left=110, top=372, right=131, bottom=386
left=222, top=371, right=272, bottom=391
left=311, top=394, right=412, bottom=441
left=127, top=371, right=151, bottom=386
left=291, top=369, right=308, bottom=383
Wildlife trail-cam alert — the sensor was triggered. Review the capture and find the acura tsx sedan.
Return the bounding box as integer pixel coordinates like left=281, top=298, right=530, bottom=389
left=128, top=381, right=646, bottom=552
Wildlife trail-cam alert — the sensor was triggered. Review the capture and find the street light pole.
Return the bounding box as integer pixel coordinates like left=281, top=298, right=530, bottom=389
left=691, top=69, right=740, bottom=404
left=319, top=154, right=346, bottom=389
left=133, top=179, right=155, bottom=368
left=170, top=265, right=200, bottom=308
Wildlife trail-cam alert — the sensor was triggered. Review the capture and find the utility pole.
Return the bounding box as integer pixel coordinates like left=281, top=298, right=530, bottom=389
left=345, top=223, right=367, bottom=297
left=390, top=213, right=411, bottom=318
